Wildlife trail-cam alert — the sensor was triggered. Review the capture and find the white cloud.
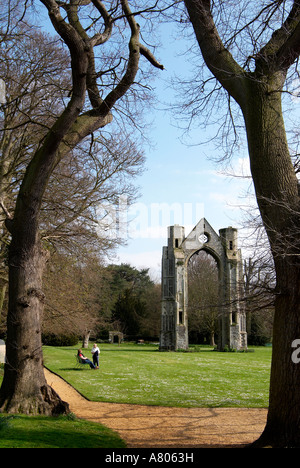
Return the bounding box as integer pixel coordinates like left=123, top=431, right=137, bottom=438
left=234, top=157, right=252, bottom=178
left=113, top=249, right=162, bottom=282
left=217, top=157, right=251, bottom=179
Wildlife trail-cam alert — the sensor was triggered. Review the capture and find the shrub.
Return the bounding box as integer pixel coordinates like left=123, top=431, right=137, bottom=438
left=42, top=333, right=79, bottom=347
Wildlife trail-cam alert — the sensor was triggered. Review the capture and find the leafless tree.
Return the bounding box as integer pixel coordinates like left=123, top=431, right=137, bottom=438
left=0, top=0, right=164, bottom=415
left=0, top=9, right=145, bottom=343
left=42, top=251, right=107, bottom=343
left=180, top=0, right=300, bottom=446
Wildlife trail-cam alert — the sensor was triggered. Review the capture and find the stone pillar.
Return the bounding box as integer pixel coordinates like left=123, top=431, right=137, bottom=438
left=160, top=225, right=188, bottom=351
left=219, top=227, right=247, bottom=350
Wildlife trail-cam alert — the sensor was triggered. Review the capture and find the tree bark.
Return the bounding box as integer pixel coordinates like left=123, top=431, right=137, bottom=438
left=243, top=81, right=300, bottom=447
left=0, top=0, right=89, bottom=414
left=184, top=0, right=300, bottom=447
left=0, top=234, right=69, bottom=414
left=82, top=330, right=91, bottom=349
left=0, top=0, right=163, bottom=415
left=254, top=264, right=300, bottom=447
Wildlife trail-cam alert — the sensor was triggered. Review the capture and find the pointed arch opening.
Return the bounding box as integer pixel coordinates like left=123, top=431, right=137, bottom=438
left=160, top=219, right=247, bottom=351
left=187, top=250, right=219, bottom=346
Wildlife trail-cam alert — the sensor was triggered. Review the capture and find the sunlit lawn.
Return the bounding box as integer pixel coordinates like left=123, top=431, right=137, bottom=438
left=0, top=343, right=270, bottom=447
left=43, top=343, right=272, bottom=408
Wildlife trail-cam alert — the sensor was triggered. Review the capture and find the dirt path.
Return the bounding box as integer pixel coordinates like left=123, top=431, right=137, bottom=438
left=45, top=368, right=268, bottom=448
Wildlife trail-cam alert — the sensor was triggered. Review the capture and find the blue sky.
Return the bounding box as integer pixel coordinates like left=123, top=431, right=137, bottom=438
left=39, top=6, right=298, bottom=280
left=110, top=23, right=254, bottom=280
left=113, top=135, right=253, bottom=280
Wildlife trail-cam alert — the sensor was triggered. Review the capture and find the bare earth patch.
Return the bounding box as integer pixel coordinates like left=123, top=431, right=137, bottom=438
left=45, top=368, right=267, bottom=448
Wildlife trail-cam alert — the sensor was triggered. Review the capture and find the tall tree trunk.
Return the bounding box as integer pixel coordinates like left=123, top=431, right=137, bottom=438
left=243, top=78, right=300, bottom=447
left=0, top=0, right=164, bottom=415
left=0, top=0, right=90, bottom=412
left=258, top=263, right=300, bottom=447
left=183, top=0, right=300, bottom=447
left=82, top=330, right=91, bottom=349
left=0, top=232, right=69, bottom=414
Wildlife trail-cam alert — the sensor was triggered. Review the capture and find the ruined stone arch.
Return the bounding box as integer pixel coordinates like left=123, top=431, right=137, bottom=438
left=186, top=244, right=221, bottom=270
left=160, top=218, right=247, bottom=351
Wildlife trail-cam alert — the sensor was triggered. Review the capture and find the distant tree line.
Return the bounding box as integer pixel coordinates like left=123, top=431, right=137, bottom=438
left=1, top=247, right=276, bottom=346
left=0, top=255, right=161, bottom=345
left=0, top=243, right=275, bottom=347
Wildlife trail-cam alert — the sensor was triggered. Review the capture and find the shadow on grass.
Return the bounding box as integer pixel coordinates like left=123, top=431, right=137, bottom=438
left=105, top=348, right=158, bottom=352
left=60, top=367, right=92, bottom=371
left=0, top=415, right=126, bottom=448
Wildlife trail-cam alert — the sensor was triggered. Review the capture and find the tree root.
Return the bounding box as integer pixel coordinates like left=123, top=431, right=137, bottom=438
left=0, top=384, right=70, bottom=416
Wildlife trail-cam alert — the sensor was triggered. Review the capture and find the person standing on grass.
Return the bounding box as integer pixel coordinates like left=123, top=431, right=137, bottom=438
left=91, top=343, right=100, bottom=369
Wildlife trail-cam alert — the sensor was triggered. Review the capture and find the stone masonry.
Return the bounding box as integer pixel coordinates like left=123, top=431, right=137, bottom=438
left=160, top=218, right=247, bottom=351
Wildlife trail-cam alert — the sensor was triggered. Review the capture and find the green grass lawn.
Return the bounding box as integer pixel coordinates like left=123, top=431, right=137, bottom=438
left=0, top=413, right=126, bottom=448
left=0, top=343, right=271, bottom=447
left=43, top=343, right=272, bottom=408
